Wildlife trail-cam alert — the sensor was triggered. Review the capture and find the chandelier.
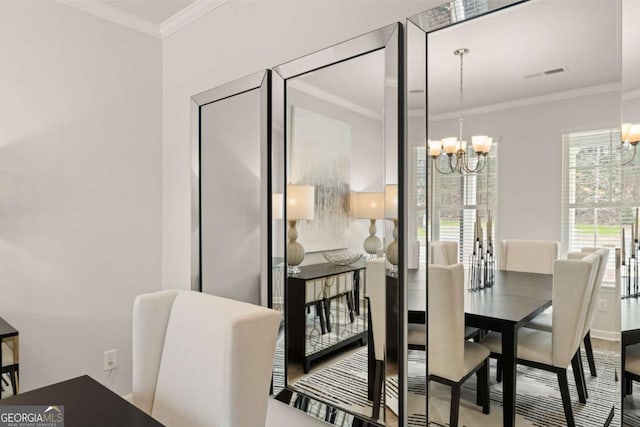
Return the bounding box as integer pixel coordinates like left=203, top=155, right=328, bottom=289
left=622, top=123, right=640, bottom=165
left=429, top=48, right=493, bottom=174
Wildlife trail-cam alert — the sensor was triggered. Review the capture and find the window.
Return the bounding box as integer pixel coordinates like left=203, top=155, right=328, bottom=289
left=561, top=128, right=638, bottom=288
left=413, top=144, right=498, bottom=267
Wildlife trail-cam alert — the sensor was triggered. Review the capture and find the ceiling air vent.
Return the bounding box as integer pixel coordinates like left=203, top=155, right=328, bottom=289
left=524, top=67, right=567, bottom=79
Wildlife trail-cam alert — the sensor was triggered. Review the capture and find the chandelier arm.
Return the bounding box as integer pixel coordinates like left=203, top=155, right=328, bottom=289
left=622, top=144, right=638, bottom=166
left=432, top=156, right=455, bottom=174
left=463, top=152, right=487, bottom=173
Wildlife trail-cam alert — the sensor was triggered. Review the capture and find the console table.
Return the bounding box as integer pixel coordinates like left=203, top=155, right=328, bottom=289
left=0, top=317, right=19, bottom=398
left=286, top=261, right=367, bottom=373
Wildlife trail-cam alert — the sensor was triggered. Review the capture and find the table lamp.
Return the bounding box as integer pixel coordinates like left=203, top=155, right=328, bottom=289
left=287, top=184, right=315, bottom=274
left=385, top=184, right=398, bottom=270
left=352, top=192, right=385, bottom=256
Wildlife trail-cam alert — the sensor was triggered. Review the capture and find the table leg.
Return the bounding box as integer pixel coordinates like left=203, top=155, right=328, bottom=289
left=622, top=336, right=626, bottom=422
left=501, top=326, right=517, bottom=427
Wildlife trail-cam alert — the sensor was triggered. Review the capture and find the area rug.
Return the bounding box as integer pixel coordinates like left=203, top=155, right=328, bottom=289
left=279, top=346, right=619, bottom=426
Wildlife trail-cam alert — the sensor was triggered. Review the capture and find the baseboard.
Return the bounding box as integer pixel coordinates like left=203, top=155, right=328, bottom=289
left=591, top=329, right=620, bottom=342
left=122, top=393, right=133, bottom=402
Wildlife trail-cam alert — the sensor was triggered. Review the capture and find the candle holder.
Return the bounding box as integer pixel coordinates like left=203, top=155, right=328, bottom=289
left=468, top=238, right=496, bottom=292
left=622, top=238, right=640, bottom=299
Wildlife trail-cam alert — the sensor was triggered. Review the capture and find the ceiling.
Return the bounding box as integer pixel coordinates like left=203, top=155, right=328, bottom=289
left=100, top=0, right=196, bottom=25
left=288, top=0, right=627, bottom=118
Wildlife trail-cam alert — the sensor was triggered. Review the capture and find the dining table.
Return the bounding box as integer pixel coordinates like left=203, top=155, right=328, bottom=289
left=0, top=375, right=162, bottom=427
left=406, top=268, right=553, bottom=427
left=621, top=297, right=640, bottom=418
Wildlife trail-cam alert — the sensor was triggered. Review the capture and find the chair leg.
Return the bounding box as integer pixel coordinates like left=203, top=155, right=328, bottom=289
left=576, top=347, right=588, bottom=399
left=571, top=352, right=587, bottom=404
left=477, top=360, right=490, bottom=414
left=371, top=360, right=383, bottom=420
left=9, top=368, right=17, bottom=396
left=450, top=383, right=461, bottom=427
left=583, top=331, right=597, bottom=377
left=496, top=358, right=503, bottom=383
left=558, top=369, right=576, bottom=427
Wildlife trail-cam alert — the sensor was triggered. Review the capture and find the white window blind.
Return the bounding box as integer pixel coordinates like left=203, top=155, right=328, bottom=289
left=416, top=144, right=498, bottom=267
left=561, top=128, right=637, bottom=288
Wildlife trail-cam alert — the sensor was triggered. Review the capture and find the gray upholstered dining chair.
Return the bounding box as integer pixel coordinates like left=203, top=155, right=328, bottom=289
left=429, top=263, right=491, bottom=427
left=365, top=258, right=386, bottom=420
left=482, top=253, right=599, bottom=427
left=527, top=247, right=609, bottom=382
left=131, top=290, right=281, bottom=427
left=498, top=239, right=559, bottom=274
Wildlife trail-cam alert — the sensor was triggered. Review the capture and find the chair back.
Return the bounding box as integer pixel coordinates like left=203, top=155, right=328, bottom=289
left=428, top=263, right=465, bottom=381
left=498, top=239, right=559, bottom=274
left=551, top=254, right=599, bottom=367
left=366, top=258, right=386, bottom=361
left=568, top=248, right=610, bottom=336
left=133, top=290, right=281, bottom=427
left=430, top=241, right=458, bottom=266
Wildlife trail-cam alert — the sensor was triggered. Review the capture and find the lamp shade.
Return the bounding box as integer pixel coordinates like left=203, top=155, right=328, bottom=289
left=629, top=124, right=640, bottom=143
left=287, top=185, right=315, bottom=220
left=385, top=184, right=398, bottom=219
left=272, top=193, right=283, bottom=220
left=352, top=192, right=384, bottom=219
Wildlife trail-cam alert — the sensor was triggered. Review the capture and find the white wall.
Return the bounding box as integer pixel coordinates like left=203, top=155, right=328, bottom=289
left=0, top=2, right=162, bottom=395
left=162, top=0, right=439, bottom=291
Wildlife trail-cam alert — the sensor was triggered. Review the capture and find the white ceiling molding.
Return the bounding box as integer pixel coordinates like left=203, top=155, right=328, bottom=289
left=289, top=80, right=383, bottom=122
left=159, top=0, right=228, bottom=39
left=57, top=0, right=161, bottom=38
left=429, top=82, right=621, bottom=122
left=623, top=88, right=640, bottom=102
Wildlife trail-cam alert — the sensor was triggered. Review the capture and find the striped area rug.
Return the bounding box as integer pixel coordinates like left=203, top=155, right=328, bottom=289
left=280, top=346, right=620, bottom=426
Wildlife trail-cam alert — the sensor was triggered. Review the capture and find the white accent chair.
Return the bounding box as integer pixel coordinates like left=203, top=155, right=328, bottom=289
left=429, top=263, right=491, bottom=427
left=482, top=254, right=599, bottom=427
left=527, top=247, right=609, bottom=381
left=498, top=239, right=559, bottom=274
left=131, top=290, right=281, bottom=427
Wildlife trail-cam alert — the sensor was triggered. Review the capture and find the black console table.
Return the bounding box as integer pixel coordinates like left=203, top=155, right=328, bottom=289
left=286, top=261, right=368, bottom=373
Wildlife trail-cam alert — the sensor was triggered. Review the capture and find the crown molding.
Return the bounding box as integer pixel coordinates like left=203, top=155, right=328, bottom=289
left=57, top=0, right=161, bottom=38
left=160, top=0, right=228, bottom=39
left=623, top=88, right=640, bottom=102
left=428, top=82, right=621, bottom=121
left=289, top=80, right=383, bottom=122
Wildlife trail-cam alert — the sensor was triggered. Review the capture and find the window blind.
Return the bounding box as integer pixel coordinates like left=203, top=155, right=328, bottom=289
left=561, top=128, right=635, bottom=288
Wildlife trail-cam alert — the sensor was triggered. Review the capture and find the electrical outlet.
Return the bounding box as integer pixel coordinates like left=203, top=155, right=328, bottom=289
left=598, top=299, right=607, bottom=312
left=104, top=349, right=117, bottom=371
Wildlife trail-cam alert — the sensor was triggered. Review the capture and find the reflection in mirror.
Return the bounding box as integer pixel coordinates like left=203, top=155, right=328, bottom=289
left=411, top=1, right=622, bottom=426
left=621, top=0, right=640, bottom=425
left=271, top=23, right=404, bottom=426
left=190, top=71, right=270, bottom=305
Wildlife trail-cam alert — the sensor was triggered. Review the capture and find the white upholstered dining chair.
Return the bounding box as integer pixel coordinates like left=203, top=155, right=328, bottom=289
left=482, top=253, right=599, bottom=427
left=430, top=240, right=458, bottom=265
left=429, top=263, right=491, bottom=427
left=526, top=247, right=609, bottom=381
left=498, top=239, right=559, bottom=274
left=131, top=290, right=281, bottom=427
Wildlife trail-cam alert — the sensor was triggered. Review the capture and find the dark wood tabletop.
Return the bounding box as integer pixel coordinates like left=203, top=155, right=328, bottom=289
left=0, top=375, right=163, bottom=427
left=288, top=260, right=366, bottom=281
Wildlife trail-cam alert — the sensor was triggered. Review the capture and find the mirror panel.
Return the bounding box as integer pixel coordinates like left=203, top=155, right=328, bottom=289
left=271, top=23, right=404, bottom=426
left=622, top=0, right=640, bottom=424
left=411, top=0, right=622, bottom=425
left=191, top=71, right=270, bottom=305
